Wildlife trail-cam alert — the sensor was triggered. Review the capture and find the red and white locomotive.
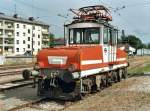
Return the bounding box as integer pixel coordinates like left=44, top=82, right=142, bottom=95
left=35, top=5, right=128, bottom=99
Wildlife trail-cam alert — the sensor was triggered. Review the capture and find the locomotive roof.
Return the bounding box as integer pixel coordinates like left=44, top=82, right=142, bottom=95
left=65, top=20, right=118, bottom=30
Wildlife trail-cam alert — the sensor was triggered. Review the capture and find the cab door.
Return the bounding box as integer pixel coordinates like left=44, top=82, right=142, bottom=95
left=103, top=27, right=117, bottom=63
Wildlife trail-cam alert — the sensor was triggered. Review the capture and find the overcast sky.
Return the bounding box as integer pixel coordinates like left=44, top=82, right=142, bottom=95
left=0, top=0, right=150, bottom=43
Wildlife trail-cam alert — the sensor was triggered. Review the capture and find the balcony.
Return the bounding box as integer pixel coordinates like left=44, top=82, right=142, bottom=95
left=4, top=38, right=14, bottom=47
left=42, top=37, right=49, bottom=41
left=5, top=31, right=14, bottom=38
left=5, top=36, right=14, bottom=38
left=42, top=44, right=49, bottom=48
left=0, top=35, right=3, bottom=38
left=5, top=21, right=14, bottom=30
left=5, top=26, right=14, bottom=30
left=4, top=44, right=14, bottom=47
left=0, top=25, right=3, bottom=29
left=42, top=29, right=49, bottom=35
left=42, top=31, right=49, bottom=35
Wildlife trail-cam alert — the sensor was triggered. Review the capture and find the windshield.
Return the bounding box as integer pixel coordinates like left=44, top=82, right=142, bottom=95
left=69, top=28, right=100, bottom=44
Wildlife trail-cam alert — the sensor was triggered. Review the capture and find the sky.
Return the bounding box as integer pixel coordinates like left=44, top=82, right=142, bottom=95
left=0, top=0, right=150, bottom=43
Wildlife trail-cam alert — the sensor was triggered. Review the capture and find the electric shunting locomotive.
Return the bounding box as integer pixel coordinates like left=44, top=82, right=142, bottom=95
left=34, top=5, right=128, bottom=99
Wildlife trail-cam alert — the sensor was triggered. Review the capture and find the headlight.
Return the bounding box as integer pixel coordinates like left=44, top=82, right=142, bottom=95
left=68, top=64, right=77, bottom=72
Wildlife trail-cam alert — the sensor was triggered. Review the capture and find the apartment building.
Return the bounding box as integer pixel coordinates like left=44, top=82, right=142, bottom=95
left=0, top=13, right=49, bottom=56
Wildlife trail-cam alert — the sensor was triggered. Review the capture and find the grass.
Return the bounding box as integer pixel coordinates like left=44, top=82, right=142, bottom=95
left=128, top=63, right=150, bottom=74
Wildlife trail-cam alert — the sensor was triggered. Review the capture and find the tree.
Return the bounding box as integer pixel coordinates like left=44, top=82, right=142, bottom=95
left=49, top=33, right=55, bottom=47
left=147, top=43, right=150, bottom=49
left=122, top=35, right=143, bottom=49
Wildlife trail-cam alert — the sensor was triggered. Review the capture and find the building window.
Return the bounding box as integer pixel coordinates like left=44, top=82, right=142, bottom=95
left=38, top=34, right=40, bottom=38
left=23, top=32, right=26, bottom=36
left=16, top=40, right=19, bottom=44
left=16, top=48, right=19, bottom=52
left=17, top=24, right=19, bottom=28
left=23, top=48, right=25, bottom=52
left=33, top=41, right=35, bottom=45
left=23, top=40, right=26, bottom=44
left=28, top=29, right=30, bottom=34
left=28, top=37, right=30, bottom=41
left=16, top=32, right=19, bottom=36
left=33, top=33, right=35, bottom=37
left=28, top=44, right=30, bottom=48
left=38, top=41, right=40, bottom=45
left=23, top=25, right=26, bottom=29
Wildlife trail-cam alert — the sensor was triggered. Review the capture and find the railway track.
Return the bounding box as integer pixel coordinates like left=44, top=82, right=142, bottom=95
left=0, top=74, right=146, bottom=111
left=8, top=98, right=71, bottom=111
left=0, top=79, right=34, bottom=92
left=5, top=77, right=130, bottom=111
left=0, top=67, right=33, bottom=77
left=0, top=64, right=33, bottom=70
left=0, top=71, right=22, bottom=77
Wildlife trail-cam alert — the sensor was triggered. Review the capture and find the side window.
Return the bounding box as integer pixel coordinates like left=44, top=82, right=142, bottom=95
left=69, top=29, right=73, bottom=44
left=104, top=28, right=116, bottom=45
left=74, top=30, right=81, bottom=44
left=111, top=30, right=118, bottom=45
left=69, top=29, right=82, bottom=44
left=112, top=30, right=116, bottom=45
left=109, top=29, right=112, bottom=45
left=103, top=27, right=108, bottom=44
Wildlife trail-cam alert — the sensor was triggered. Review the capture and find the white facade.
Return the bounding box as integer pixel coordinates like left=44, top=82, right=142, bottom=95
left=0, top=14, right=49, bottom=56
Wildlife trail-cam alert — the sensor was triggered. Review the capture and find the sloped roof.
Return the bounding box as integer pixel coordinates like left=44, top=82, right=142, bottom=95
left=0, top=14, right=49, bottom=27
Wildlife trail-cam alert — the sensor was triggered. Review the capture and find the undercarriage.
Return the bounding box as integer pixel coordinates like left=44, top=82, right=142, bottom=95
left=37, top=67, right=127, bottom=100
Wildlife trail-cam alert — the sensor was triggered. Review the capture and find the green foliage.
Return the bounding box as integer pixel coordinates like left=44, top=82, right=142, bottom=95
left=49, top=33, right=55, bottom=47
left=122, top=35, right=143, bottom=49
left=128, top=63, right=150, bottom=74
left=147, top=43, right=150, bottom=49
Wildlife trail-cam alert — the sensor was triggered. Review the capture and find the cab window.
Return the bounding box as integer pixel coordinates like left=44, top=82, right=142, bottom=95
left=69, top=28, right=100, bottom=44
left=103, top=27, right=117, bottom=45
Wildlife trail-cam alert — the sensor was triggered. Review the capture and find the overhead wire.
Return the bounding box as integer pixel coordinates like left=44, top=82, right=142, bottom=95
left=99, top=0, right=150, bottom=36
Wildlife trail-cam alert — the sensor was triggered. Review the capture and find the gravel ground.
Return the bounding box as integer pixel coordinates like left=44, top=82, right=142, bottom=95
left=5, top=75, right=150, bottom=111
left=128, top=56, right=150, bottom=70
left=63, top=76, right=150, bottom=111
left=17, top=101, right=66, bottom=111
left=0, top=86, right=40, bottom=111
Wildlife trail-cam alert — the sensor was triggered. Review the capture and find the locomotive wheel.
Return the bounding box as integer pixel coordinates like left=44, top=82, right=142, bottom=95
left=122, top=68, right=128, bottom=79
left=117, top=69, right=121, bottom=82
left=100, top=76, right=107, bottom=89
left=58, top=79, right=76, bottom=93
left=112, top=71, right=117, bottom=83
left=107, top=76, right=112, bottom=86
left=91, top=84, right=97, bottom=93
left=22, top=69, right=31, bottom=80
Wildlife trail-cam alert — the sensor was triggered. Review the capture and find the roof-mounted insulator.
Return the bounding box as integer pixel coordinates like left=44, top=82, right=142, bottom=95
left=70, top=5, right=112, bottom=22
